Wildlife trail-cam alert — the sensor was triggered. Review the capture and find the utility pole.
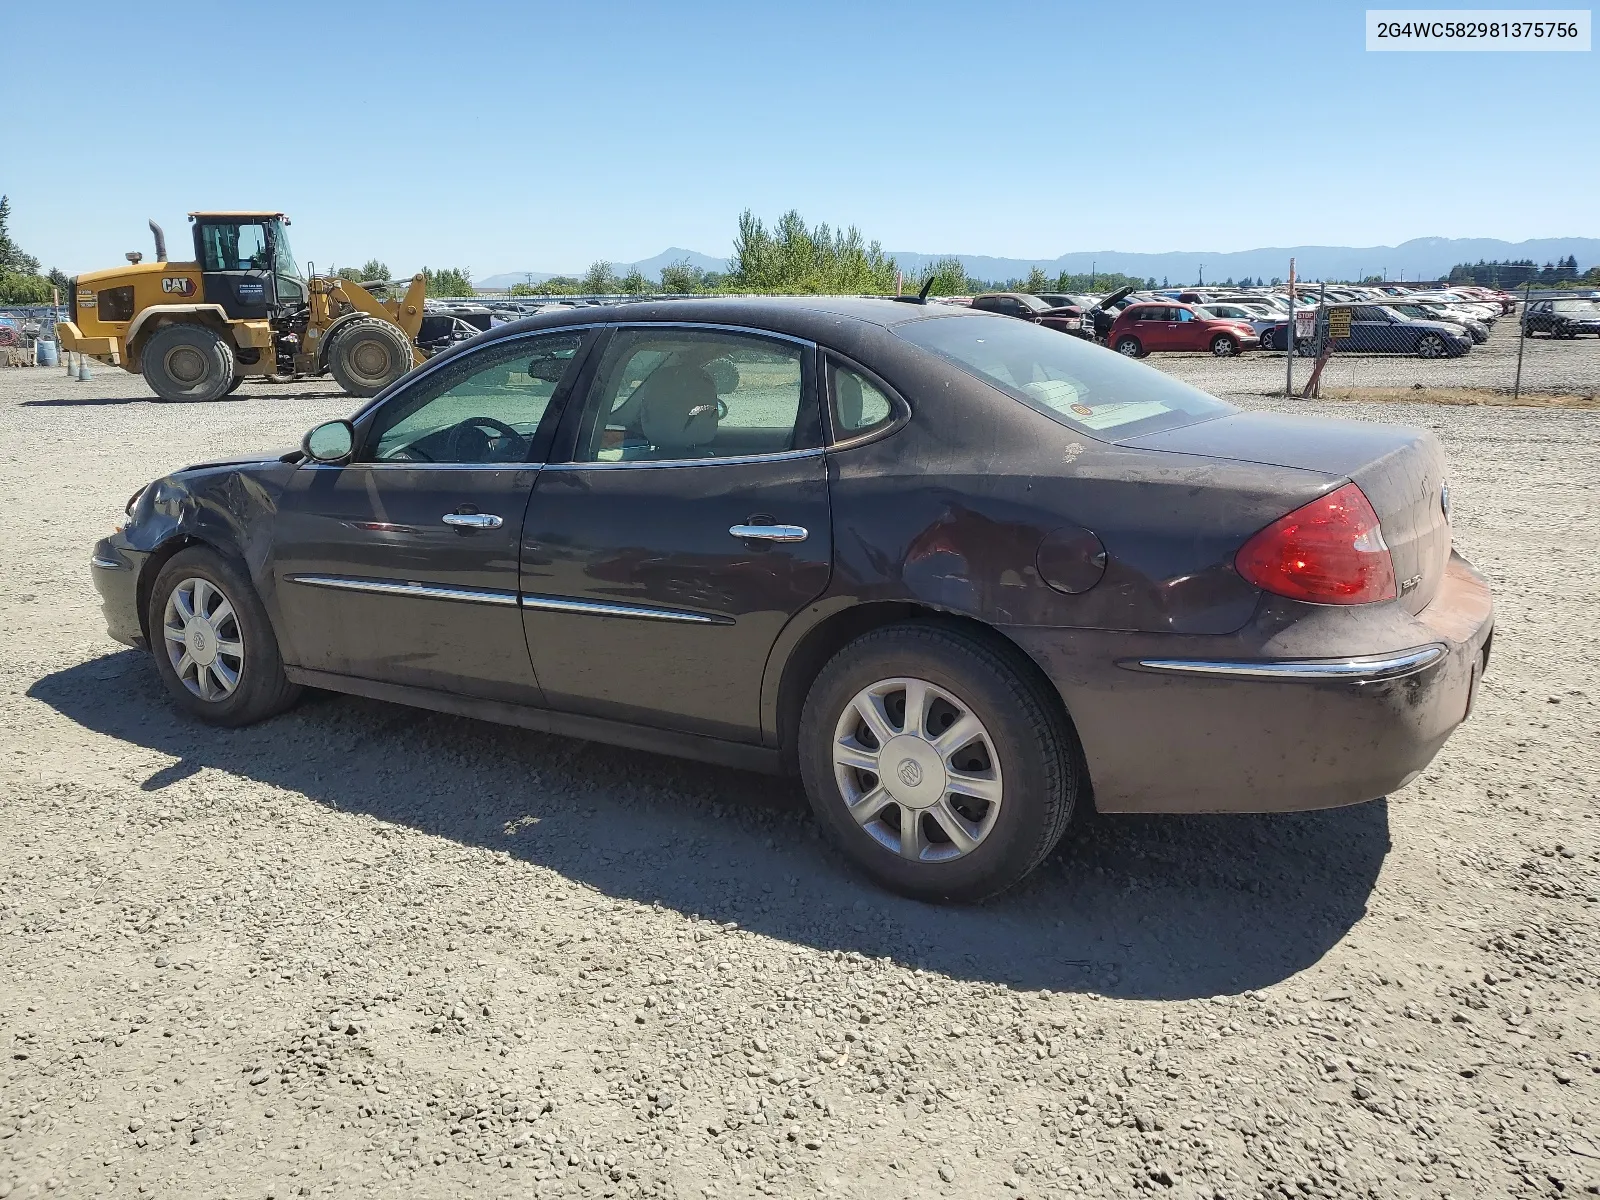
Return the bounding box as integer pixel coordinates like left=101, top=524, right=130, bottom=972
left=1285, top=257, right=1297, bottom=398
left=1198, top=263, right=1204, bottom=286
left=1090, top=261, right=1096, bottom=290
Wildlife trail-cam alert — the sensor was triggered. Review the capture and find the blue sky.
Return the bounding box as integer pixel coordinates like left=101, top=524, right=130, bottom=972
left=3, top=0, right=1595, bottom=277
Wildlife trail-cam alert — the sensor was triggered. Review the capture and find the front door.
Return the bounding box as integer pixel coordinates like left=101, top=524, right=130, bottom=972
left=1169, top=307, right=1205, bottom=350
left=270, top=330, right=590, bottom=703
left=195, top=220, right=277, bottom=320
left=520, top=325, right=833, bottom=743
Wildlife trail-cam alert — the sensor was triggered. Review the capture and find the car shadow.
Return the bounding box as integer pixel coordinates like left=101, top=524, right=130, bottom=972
left=29, top=652, right=1390, bottom=1001
left=20, top=390, right=347, bottom=408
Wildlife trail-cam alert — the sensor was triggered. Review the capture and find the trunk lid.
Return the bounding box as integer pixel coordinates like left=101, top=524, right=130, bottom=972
left=1122, top=412, right=1452, bottom=613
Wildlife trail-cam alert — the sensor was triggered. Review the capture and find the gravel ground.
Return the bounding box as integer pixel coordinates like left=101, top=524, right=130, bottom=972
left=0, top=357, right=1596, bottom=1200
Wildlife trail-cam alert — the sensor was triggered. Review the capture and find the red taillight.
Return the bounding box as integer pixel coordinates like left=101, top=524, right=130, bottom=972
left=1235, top=483, right=1397, bottom=605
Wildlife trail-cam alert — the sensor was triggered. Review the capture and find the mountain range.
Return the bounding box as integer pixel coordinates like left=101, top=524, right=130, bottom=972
left=478, top=236, right=1599, bottom=289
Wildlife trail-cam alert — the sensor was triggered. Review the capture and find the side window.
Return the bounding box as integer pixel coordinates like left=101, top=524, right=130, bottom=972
left=364, top=332, right=582, bottom=464
left=575, top=328, right=809, bottom=463
left=200, top=223, right=270, bottom=272
left=829, top=362, right=895, bottom=440
left=1175, top=308, right=1195, bottom=322
left=97, top=286, right=135, bottom=322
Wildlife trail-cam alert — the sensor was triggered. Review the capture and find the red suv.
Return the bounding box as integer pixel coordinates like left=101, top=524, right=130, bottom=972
left=1109, top=302, right=1259, bottom=357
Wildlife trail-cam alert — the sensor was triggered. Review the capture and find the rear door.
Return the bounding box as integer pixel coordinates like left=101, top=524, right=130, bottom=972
left=1130, top=306, right=1172, bottom=350
left=519, top=324, right=832, bottom=743
left=271, top=330, right=591, bottom=703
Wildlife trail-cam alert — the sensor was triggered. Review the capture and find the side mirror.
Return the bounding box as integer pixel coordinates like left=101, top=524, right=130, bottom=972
left=302, top=419, right=355, bottom=463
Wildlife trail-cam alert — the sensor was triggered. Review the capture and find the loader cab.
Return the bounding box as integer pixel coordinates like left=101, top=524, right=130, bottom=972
left=189, top=211, right=306, bottom=319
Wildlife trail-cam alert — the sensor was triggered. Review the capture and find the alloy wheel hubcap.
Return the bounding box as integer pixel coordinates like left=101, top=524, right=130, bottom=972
left=832, top=677, right=1003, bottom=863
left=162, top=577, right=244, bottom=701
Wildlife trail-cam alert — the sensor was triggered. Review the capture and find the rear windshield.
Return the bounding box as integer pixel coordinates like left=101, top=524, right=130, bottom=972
left=896, top=312, right=1235, bottom=440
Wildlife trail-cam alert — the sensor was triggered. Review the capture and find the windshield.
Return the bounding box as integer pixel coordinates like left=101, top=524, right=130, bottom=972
left=1553, top=299, right=1600, bottom=315
left=895, top=312, right=1234, bottom=441
left=267, top=219, right=302, bottom=282
left=266, top=218, right=306, bottom=305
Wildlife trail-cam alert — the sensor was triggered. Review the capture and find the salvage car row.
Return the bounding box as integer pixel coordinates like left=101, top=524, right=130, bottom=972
left=946, top=283, right=1543, bottom=359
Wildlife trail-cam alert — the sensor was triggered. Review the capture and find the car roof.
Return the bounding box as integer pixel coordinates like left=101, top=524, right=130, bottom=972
left=419, top=296, right=1002, bottom=376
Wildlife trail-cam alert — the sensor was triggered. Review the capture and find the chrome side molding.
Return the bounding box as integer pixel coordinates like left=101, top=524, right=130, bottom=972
left=287, top=574, right=731, bottom=624
left=285, top=574, right=520, bottom=607
left=519, top=592, right=731, bottom=625
left=1126, top=644, right=1447, bottom=682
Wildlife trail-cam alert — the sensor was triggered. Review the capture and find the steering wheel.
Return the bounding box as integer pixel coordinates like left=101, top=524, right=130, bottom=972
left=445, top=416, right=523, bottom=463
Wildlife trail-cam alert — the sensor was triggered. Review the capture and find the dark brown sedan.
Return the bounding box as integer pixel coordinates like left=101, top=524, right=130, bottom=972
left=89, top=297, right=1493, bottom=902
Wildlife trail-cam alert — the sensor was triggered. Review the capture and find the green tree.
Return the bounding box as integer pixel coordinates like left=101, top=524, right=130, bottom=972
left=0, top=195, right=42, bottom=276
left=659, top=258, right=707, bottom=294
left=915, top=258, right=972, bottom=296
left=582, top=261, right=618, bottom=293
left=421, top=266, right=475, bottom=297
left=1022, top=266, right=1050, bottom=294
left=618, top=269, right=649, bottom=296
left=726, top=209, right=898, bottom=294
left=0, top=272, right=51, bottom=303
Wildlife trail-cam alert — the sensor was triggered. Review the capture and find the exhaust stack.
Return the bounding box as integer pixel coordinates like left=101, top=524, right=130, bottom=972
left=149, top=220, right=167, bottom=263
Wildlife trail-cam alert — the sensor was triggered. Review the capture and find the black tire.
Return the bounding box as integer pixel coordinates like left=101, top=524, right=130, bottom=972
left=1115, top=336, right=1143, bottom=358
left=147, top=546, right=300, bottom=727
left=224, top=374, right=244, bottom=395
left=1209, top=334, right=1239, bottom=357
left=325, top=317, right=414, bottom=397
left=141, top=323, right=236, bottom=403
left=798, top=622, right=1082, bottom=903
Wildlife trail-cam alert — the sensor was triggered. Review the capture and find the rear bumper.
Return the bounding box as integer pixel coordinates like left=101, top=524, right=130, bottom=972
left=90, top=534, right=149, bottom=649
left=1008, top=553, right=1494, bottom=814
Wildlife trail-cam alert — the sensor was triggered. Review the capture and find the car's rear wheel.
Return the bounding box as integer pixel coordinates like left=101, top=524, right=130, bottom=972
left=1416, top=333, right=1448, bottom=358
left=798, top=623, right=1081, bottom=903
left=1115, top=336, right=1143, bottom=357
left=148, top=547, right=300, bottom=727
left=1209, top=334, right=1239, bottom=357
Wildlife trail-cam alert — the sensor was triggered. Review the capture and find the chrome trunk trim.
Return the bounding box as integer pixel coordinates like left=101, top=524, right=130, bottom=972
left=1128, top=645, right=1446, bottom=682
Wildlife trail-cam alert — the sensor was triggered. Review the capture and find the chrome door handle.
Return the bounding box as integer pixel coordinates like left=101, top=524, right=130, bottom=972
left=729, top=523, right=808, bottom=543
left=442, top=513, right=503, bottom=529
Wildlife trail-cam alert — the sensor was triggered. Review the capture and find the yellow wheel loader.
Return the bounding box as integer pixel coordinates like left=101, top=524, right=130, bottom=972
left=55, top=212, right=429, bottom=402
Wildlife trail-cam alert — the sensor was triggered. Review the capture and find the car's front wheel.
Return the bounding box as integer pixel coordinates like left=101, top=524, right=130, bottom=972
left=1115, top=336, right=1144, bottom=357
left=1416, top=333, right=1448, bottom=358
left=1209, top=334, right=1239, bottom=357
left=148, top=546, right=300, bottom=726
left=798, top=623, right=1081, bottom=903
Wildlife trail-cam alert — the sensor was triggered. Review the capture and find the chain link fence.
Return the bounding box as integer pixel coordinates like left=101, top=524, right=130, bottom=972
left=1289, top=281, right=1600, bottom=405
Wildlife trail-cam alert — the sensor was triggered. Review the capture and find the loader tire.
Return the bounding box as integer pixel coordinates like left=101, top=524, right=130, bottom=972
left=325, top=318, right=413, bottom=398
left=142, top=324, right=236, bottom=403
